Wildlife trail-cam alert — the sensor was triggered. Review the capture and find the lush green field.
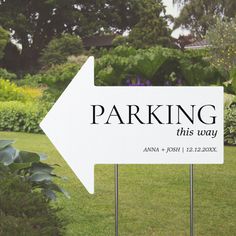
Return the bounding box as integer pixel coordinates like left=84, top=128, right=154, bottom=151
left=0, top=132, right=235, bottom=236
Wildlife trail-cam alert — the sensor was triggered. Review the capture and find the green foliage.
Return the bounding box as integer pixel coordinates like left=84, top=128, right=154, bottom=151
left=0, top=101, right=48, bottom=133
left=225, top=105, right=236, bottom=145
left=41, top=62, right=81, bottom=88
left=0, top=42, right=21, bottom=72
left=0, top=140, right=69, bottom=200
left=224, top=93, right=236, bottom=107
left=0, top=79, right=42, bottom=102
left=0, top=1, right=84, bottom=69
left=0, top=77, right=46, bottom=135
left=67, top=55, right=88, bottom=65
left=17, top=74, right=42, bottom=88
left=112, top=35, right=129, bottom=47
left=206, top=17, right=236, bottom=70
left=174, top=0, right=236, bottom=37
left=224, top=93, right=236, bottom=145
left=0, top=0, right=150, bottom=70
left=224, top=67, right=236, bottom=95
left=95, top=46, right=137, bottom=85
left=179, top=53, right=225, bottom=86
left=95, top=45, right=225, bottom=86
left=131, top=47, right=173, bottom=79
left=23, top=62, right=81, bottom=100
left=230, top=67, right=236, bottom=94
left=0, top=27, right=9, bottom=60
left=0, top=68, right=16, bottom=80
left=0, top=171, right=64, bottom=235
left=128, top=0, right=172, bottom=48
left=40, top=34, right=83, bottom=68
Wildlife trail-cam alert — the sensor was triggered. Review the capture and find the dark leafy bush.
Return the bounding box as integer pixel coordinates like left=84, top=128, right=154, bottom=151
left=179, top=57, right=225, bottom=86
left=40, top=34, right=83, bottom=68
left=0, top=101, right=49, bottom=133
left=0, top=68, right=17, bottom=80
left=224, top=105, right=236, bottom=146
left=0, top=140, right=69, bottom=200
left=17, top=73, right=42, bottom=88
left=21, top=62, right=81, bottom=100
left=0, top=170, right=64, bottom=235
left=0, top=27, right=9, bottom=60
left=40, top=63, right=80, bottom=88
left=95, top=46, right=155, bottom=85
left=0, top=42, right=22, bottom=73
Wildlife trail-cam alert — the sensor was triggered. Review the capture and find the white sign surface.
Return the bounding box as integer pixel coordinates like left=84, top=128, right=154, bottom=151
left=40, top=57, right=224, bottom=194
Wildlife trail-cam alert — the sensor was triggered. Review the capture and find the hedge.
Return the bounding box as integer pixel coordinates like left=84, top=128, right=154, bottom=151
left=0, top=101, right=49, bottom=133
left=0, top=79, right=42, bottom=102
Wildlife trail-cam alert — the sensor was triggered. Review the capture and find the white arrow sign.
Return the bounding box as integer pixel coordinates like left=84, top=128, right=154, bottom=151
left=40, top=56, right=224, bottom=194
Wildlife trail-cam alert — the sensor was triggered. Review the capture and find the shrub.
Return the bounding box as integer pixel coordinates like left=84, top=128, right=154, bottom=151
left=0, top=170, right=64, bottom=235
left=67, top=55, right=88, bottom=65
left=0, top=140, right=69, bottom=200
left=22, top=86, right=43, bottom=99
left=16, top=74, right=42, bottom=88
left=21, top=62, right=81, bottom=100
left=224, top=105, right=236, bottom=145
left=40, top=63, right=80, bottom=88
left=179, top=57, right=225, bottom=86
left=40, top=34, right=83, bottom=67
left=231, top=67, right=236, bottom=94
left=0, top=101, right=49, bottom=133
left=0, top=79, right=42, bottom=102
left=95, top=45, right=225, bottom=86
left=0, top=68, right=17, bottom=80
left=224, top=93, right=236, bottom=146
left=112, top=35, right=129, bottom=47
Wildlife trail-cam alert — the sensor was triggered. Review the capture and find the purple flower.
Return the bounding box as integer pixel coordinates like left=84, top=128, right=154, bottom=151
left=126, top=76, right=152, bottom=86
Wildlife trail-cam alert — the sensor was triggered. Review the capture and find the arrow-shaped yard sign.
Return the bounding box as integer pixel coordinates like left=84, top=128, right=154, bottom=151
left=40, top=56, right=224, bottom=194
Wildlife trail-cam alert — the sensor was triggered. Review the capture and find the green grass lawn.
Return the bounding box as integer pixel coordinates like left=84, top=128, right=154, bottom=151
left=0, top=131, right=236, bottom=236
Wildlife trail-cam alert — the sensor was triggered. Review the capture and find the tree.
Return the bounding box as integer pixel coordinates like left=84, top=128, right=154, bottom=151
left=0, top=0, right=79, bottom=69
left=128, top=0, right=172, bottom=48
left=0, top=0, right=144, bottom=70
left=174, top=0, right=236, bottom=38
left=0, top=42, right=21, bottom=73
left=206, top=17, right=236, bottom=70
left=0, top=27, right=9, bottom=60
left=78, top=0, right=141, bottom=34
left=39, top=34, right=83, bottom=67
left=0, top=0, right=177, bottom=71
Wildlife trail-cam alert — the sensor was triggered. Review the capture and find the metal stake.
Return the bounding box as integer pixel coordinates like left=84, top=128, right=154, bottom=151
left=190, top=164, right=194, bottom=236
left=115, top=164, right=119, bottom=236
